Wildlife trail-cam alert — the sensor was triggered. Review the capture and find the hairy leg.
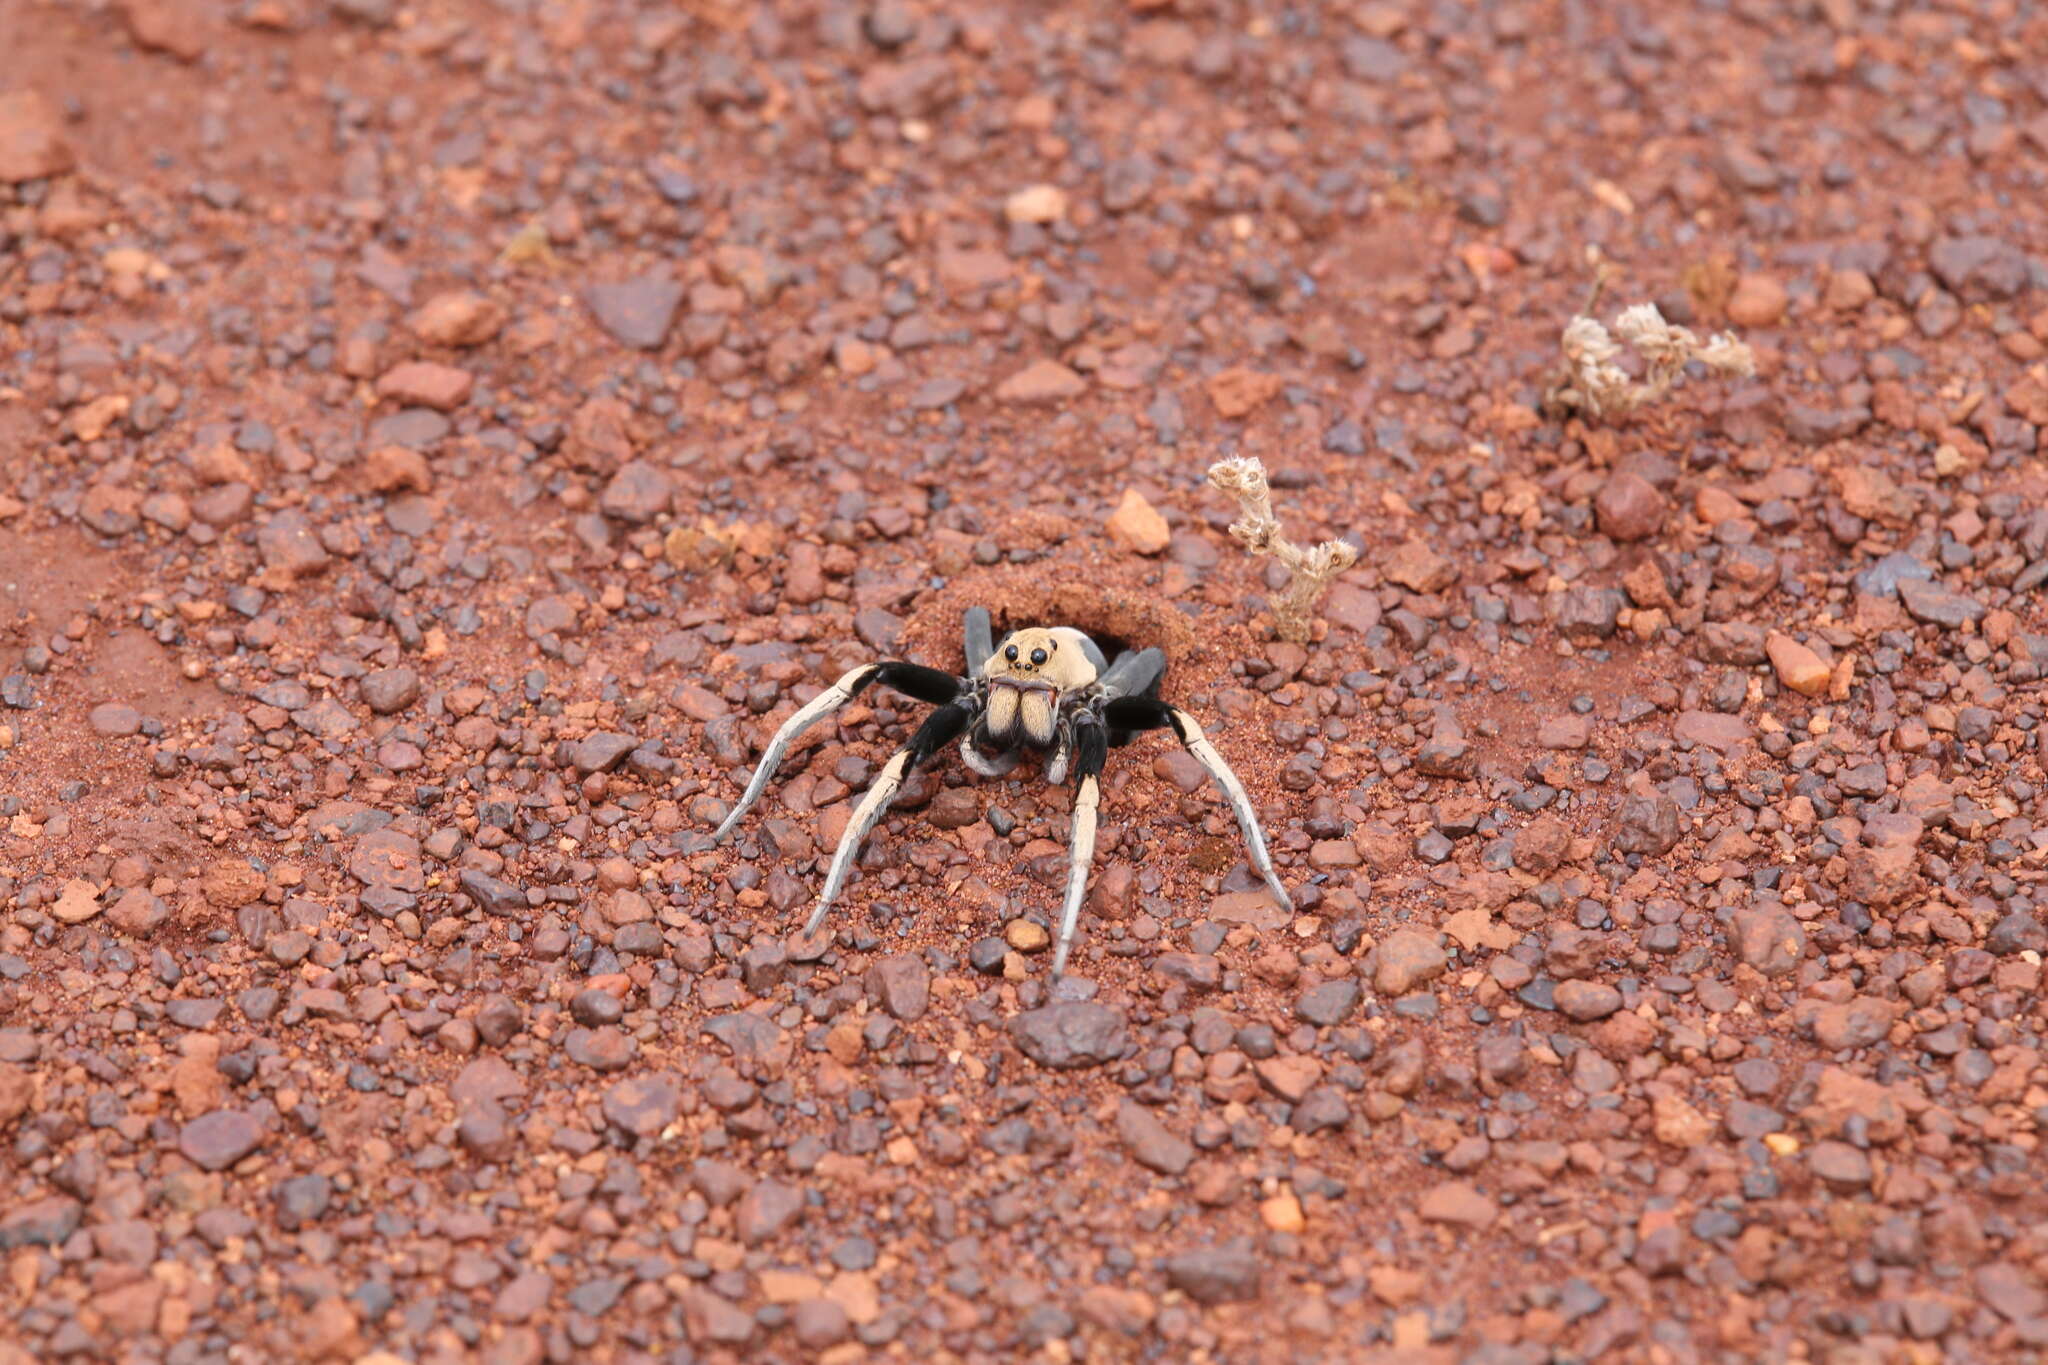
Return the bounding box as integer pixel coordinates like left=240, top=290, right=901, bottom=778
left=1104, top=696, right=1293, bottom=913
left=806, top=700, right=976, bottom=934
left=712, top=661, right=963, bottom=843
left=1052, top=721, right=1110, bottom=978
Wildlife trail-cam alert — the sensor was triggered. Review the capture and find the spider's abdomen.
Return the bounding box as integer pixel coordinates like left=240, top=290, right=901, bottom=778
left=984, top=682, right=1059, bottom=747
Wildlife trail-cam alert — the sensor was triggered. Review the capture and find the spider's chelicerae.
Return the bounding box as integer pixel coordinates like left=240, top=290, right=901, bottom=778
left=711, top=607, right=1293, bottom=977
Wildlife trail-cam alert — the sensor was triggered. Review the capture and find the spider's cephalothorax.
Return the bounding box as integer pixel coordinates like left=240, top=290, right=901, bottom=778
left=710, top=608, right=1293, bottom=978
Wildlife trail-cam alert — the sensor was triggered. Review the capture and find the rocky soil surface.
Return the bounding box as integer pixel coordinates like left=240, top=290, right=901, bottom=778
left=3, top=1, right=2048, bottom=1362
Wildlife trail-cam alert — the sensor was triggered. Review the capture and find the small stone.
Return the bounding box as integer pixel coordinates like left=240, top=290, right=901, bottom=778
left=1165, top=1242, right=1261, bottom=1304
left=599, top=461, right=674, bottom=524
left=1419, top=1181, right=1498, bottom=1229
left=1732, top=902, right=1805, bottom=978
left=1808, top=1139, right=1873, bottom=1189
left=256, top=509, right=330, bottom=578
left=274, top=1174, right=332, bottom=1230
left=0, top=1196, right=82, bottom=1249
left=735, top=1178, right=805, bottom=1245
left=457, top=1101, right=514, bottom=1161
left=459, top=869, right=527, bottom=916
left=681, top=1287, right=758, bottom=1344
left=864, top=954, right=931, bottom=1022
left=585, top=274, right=685, bottom=350
left=1986, top=912, right=2046, bottom=956
left=1594, top=472, right=1666, bottom=542
left=1204, top=367, right=1284, bottom=419
left=1296, top=978, right=1362, bottom=1026
left=408, top=290, right=505, bottom=347
left=1010, top=1001, right=1128, bottom=1070
left=791, top=1297, right=850, bottom=1349
left=1766, top=634, right=1830, bottom=697
left=1725, top=273, right=1788, bottom=327
left=1651, top=1092, right=1714, bottom=1147
left=1553, top=979, right=1622, bottom=1021
left=1805, top=1067, right=1906, bottom=1144
left=1116, top=1099, right=1194, bottom=1175
left=1928, top=235, right=2029, bottom=301
left=1513, top=815, right=1572, bottom=873
left=50, top=878, right=102, bottom=924
left=1824, top=268, right=1875, bottom=311
left=1259, top=1190, right=1305, bottom=1234
left=564, top=1027, right=637, bottom=1072
left=359, top=667, right=420, bottom=715
left=1897, top=577, right=1986, bottom=629
left=0, top=90, right=74, bottom=184
left=107, top=888, right=168, bottom=936
left=476, top=995, right=524, bottom=1046
left=572, top=732, right=639, bottom=774
left=1615, top=792, right=1683, bottom=856
left=178, top=1109, right=265, bottom=1171
left=1003, top=183, right=1067, bottom=224
left=1105, top=488, right=1170, bottom=555
left=375, top=360, right=473, bottom=411
left=601, top=1074, right=681, bottom=1137
left=362, top=445, right=431, bottom=493
left=995, top=359, right=1086, bottom=404
left=1674, top=710, right=1752, bottom=753
left=1004, top=919, right=1050, bottom=953
left=1384, top=539, right=1457, bottom=593
left=1845, top=840, right=1917, bottom=908
left=853, top=609, right=903, bottom=652
left=1103, top=155, right=1158, bottom=213
left=1373, top=931, right=1447, bottom=996
left=89, top=703, right=143, bottom=736
left=1804, top=996, right=1898, bottom=1052
left=1697, top=621, right=1769, bottom=664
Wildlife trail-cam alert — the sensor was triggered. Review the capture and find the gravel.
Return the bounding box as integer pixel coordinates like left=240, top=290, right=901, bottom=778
left=2, top=5, right=2045, bottom=1360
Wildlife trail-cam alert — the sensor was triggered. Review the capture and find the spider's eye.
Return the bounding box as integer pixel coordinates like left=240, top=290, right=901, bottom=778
left=1030, top=648, right=1047, bottom=666
left=1004, top=644, right=1018, bottom=662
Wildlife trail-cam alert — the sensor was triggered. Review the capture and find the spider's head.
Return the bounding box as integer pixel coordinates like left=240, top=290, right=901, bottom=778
left=985, top=627, right=1098, bottom=693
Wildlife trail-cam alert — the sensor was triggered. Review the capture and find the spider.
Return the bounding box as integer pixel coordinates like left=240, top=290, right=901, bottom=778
left=710, top=607, right=1293, bottom=977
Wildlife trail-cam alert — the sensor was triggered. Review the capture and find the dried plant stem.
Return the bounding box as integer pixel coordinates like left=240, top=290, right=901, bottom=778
left=1206, top=457, right=1357, bottom=644
left=1544, top=299, right=1756, bottom=420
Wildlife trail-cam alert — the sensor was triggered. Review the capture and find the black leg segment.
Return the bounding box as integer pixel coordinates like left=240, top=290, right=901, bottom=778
left=864, top=662, right=968, bottom=707
left=964, top=607, right=995, bottom=679
left=1098, top=646, right=1167, bottom=704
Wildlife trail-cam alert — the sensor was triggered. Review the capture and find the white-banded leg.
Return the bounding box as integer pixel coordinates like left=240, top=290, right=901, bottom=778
left=803, top=701, right=975, bottom=935
left=1174, top=708, right=1293, bottom=911
left=711, top=661, right=965, bottom=844
left=1050, top=723, right=1110, bottom=978
left=1103, top=698, right=1293, bottom=913
left=1045, top=727, right=1073, bottom=786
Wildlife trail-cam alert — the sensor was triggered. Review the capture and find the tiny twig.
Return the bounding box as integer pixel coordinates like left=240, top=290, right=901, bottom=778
left=1542, top=298, right=1755, bottom=422
left=1206, top=457, right=1357, bottom=644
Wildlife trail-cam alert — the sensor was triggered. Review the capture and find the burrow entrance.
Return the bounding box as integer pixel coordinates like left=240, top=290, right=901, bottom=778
left=905, top=566, right=1200, bottom=676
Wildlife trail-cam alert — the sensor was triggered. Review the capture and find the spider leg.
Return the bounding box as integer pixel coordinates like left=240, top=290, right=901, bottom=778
left=959, top=734, right=1020, bottom=777
left=712, top=661, right=964, bottom=843
left=1052, top=720, right=1110, bottom=978
left=1103, top=696, right=1294, bottom=913
left=1045, top=721, right=1073, bottom=786
left=964, top=606, right=995, bottom=679
left=806, top=699, right=976, bottom=935
left=1097, top=645, right=1166, bottom=703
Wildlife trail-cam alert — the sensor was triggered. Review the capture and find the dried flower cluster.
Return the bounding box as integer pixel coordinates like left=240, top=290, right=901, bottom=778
left=1206, top=456, right=1358, bottom=644
left=1547, top=302, right=1756, bottom=419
